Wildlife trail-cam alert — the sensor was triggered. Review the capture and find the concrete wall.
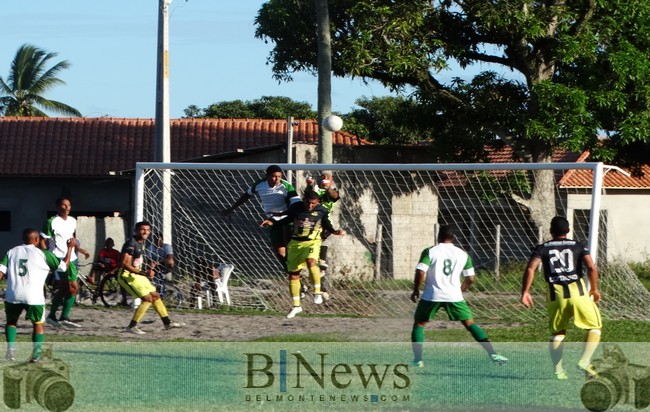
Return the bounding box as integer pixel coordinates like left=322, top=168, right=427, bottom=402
left=0, top=177, right=130, bottom=259
left=76, top=216, right=129, bottom=276
left=568, top=190, right=650, bottom=262
left=390, top=187, right=438, bottom=279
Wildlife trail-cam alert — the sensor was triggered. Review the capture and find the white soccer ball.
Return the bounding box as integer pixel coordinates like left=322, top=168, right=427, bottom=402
left=322, top=115, right=343, bottom=132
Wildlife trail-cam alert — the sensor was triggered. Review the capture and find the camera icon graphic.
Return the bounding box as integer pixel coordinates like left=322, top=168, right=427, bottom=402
left=3, top=345, right=75, bottom=411
left=581, top=344, right=650, bottom=412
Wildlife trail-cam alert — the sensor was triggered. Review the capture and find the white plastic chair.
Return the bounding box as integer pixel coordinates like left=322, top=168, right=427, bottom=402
left=205, top=263, right=234, bottom=306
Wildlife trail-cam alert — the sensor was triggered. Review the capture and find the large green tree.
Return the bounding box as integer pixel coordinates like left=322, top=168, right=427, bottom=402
left=183, top=96, right=316, bottom=119
left=0, top=44, right=81, bottom=117
left=255, top=0, right=650, bottom=227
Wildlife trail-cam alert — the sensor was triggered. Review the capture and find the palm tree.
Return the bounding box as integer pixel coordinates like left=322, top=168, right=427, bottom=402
left=0, top=43, right=81, bottom=117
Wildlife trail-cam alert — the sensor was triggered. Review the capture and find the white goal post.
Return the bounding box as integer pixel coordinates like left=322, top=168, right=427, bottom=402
left=134, top=162, right=650, bottom=322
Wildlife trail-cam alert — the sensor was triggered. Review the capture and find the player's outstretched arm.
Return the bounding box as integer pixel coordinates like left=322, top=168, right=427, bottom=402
left=222, top=193, right=251, bottom=216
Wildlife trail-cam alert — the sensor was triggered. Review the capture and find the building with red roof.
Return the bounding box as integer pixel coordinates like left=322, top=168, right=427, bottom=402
left=0, top=116, right=648, bottom=265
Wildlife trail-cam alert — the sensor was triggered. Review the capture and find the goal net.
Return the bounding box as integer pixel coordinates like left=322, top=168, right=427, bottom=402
left=135, top=162, right=650, bottom=322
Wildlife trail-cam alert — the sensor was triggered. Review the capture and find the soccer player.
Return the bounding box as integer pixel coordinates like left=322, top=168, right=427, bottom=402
left=1, top=228, right=74, bottom=362
left=305, top=173, right=340, bottom=266
left=222, top=165, right=300, bottom=267
left=261, top=191, right=345, bottom=318
left=303, top=172, right=340, bottom=300
left=41, top=197, right=83, bottom=328
left=135, top=232, right=175, bottom=309
left=117, top=221, right=183, bottom=335
left=521, top=216, right=602, bottom=380
left=410, top=225, right=507, bottom=368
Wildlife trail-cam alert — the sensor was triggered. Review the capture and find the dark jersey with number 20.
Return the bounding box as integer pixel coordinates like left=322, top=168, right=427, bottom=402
left=530, top=239, right=591, bottom=301
left=531, top=239, right=590, bottom=286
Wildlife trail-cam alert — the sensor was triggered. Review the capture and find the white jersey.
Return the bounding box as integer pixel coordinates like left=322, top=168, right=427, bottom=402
left=247, top=179, right=300, bottom=219
left=41, top=215, right=78, bottom=262
left=0, top=244, right=66, bottom=305
left=415, top=243, right=475, bottom=302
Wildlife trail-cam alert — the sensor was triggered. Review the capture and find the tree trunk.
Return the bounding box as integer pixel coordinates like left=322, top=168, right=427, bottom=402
left=529, top=166, right=556, bottom=239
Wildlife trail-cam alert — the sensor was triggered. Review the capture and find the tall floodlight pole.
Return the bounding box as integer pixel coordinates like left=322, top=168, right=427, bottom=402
left=155, top=0, right=171, bottom=163
left=315, top=0, right=333, bottom=164
left=155, top=0, right=172, bottom=242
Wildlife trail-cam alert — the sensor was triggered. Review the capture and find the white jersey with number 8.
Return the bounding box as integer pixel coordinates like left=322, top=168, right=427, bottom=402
left=415, top=243, right=475, bottom=302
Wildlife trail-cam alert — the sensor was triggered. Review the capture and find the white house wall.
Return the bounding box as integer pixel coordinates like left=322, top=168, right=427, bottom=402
left=568, top=191, right=650, bottom=262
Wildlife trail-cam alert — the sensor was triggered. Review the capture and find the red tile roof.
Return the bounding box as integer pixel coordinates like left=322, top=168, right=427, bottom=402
left=559, top=151, right=650, bottom=189
left=485, top=146, right=650, bottom=189
left=2, top=117, right=648, bottom=189
left=485, top=145, right=581, bottom=163
left=0, top=117, right=368, bottom=177
left=435, top=145, right=583, bottom=187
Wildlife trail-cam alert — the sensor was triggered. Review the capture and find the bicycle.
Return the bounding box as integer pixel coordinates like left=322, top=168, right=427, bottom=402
left=150, top=271, right=185, bottom=309
left=94, top=271, right=133, bottom=307
left=46, top=264, right=132, bottom=308
left=44, top=263, right=96, bottom=306
left=75, top=270, right=101, bottom=305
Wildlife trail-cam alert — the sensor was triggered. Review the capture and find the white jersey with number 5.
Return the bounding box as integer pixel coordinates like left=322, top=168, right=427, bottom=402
left=415, top=243, right=475, bottom=302
left=0, top=244, right=66, bottom=304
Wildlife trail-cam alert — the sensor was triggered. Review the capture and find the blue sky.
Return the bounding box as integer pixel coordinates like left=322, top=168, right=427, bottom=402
left=1, top=0, right=395, bottom=118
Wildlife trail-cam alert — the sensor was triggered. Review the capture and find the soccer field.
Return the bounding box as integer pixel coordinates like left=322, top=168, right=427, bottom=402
left=4, top=341, right=648, bottom=411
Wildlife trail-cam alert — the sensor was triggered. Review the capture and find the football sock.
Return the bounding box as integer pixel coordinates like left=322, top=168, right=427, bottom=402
left=580, top=329, right=601, bottom=365
left=411, top=326, right=425, bottom=361
left=49, top=295, right=62, bottom=319
left=5, top=325, right=16, bottom=348
left=320, top=246, right=328, bottom=261
left=152, top=299, right=169, bottom=318
left=466, top=324, right=497, bottom=356
left=550, top=334, right=566, bottom=373
left=411, top=325, right=425, bottom=343
left=32, top=333, right=44, bottom=359
left=290, top=278, right=301, bottom=306
left=133, top=301, right=152, bottom=323
left=61, top=294, right=76, bottom=319
left=467, top=323, right=489, bottom=341
left=309, top=266, right=321, bottom=294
